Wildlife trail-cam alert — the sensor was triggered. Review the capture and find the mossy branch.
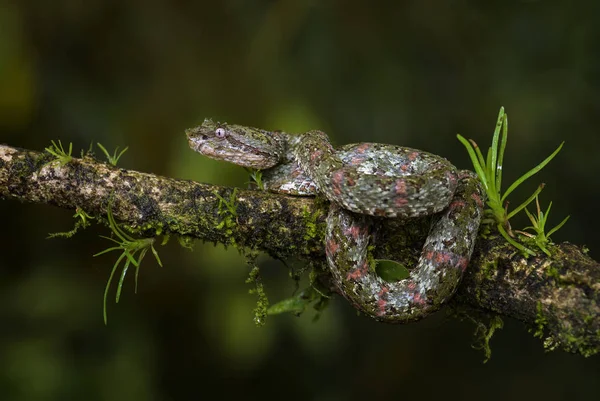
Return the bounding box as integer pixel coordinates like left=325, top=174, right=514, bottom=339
left=0, top=144, right=598, bottom=357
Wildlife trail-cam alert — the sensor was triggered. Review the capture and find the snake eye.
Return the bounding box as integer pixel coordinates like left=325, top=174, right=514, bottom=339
left=215, top=128, right=227, bottom=138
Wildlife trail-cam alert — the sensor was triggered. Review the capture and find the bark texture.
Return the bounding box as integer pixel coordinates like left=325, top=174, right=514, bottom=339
left=1, top=144, right=598, bottom=357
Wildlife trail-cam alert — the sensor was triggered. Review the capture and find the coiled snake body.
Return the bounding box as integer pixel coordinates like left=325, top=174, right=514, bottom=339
left=187, top=120, right=485, bottom=323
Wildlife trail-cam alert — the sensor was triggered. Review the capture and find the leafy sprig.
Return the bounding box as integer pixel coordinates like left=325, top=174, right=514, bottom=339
left=45, top=140, right=73, bottom=165
left=458, top=107, right=565, bottom=256
left=515, top=195, right=570, bottom=257
left=246, top=168, right=265, bottom=190
left=97, top=143, right=129, bottom=166
left=93, top=202, right=163, bottom=324
left=48, top=207, right=95, bottom=238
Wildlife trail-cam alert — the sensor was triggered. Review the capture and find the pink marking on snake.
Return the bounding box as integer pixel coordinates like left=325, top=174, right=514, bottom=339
left=332, top=170, right=344, bottom=185
left=326, top=239, right=339, bottom=256
left=449, top=200, right=466, bottom=210
left=377, top=286, right=389, bottom=315
left=356, top=143, right=371, bottom=154
left=458, top=257, right=469, bottom=271
left=428, top=250, right=470, bottom=270
left=446, top=170, right=458, bottom=185
left=471, top=192, right=484, bottom=208
left=395, top=179, right=407, bottom=195
left=347, top=260, right=369, bottom=280
left=394, top=197, right=409, bottom=207
left=310, top=149, right=323, bottom=161
left=350, top=156, right=364, bottom=166
left=300, top=182, right=314, bottom=192
left=435, top=251, right=452, bottom=264
left=344, top=225, right=363, bottom=240
left=331, top=170, right=344, bottom=195
left=412, top=292, right=426, bottom=305
left=408, top=152, right=418, bottom=161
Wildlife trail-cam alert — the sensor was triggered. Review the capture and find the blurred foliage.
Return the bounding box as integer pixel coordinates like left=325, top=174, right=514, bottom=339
left=1, top=1, right=599, bottom=400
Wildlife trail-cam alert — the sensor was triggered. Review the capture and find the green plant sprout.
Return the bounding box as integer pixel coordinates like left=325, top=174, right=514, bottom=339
left=213, top=188, right=238, bottom=244
left=214, top=188, right=238, bottom=218
left=457, top=107, right=564, bottom=256
left=246, top=168, right=265, bottom=190
left=267, top=286, right=329, bottom=320
left=45, top=140, right=73, bottom=165
left=81, top=141, right=94, bottom=158
left=93, top=203, right=163, bottom=324
left=514, top=195, right=570, bottom=257
left=47, top=207, right=95, bottom=238
left=267, top=268, right=331, bottom=321
left=96, top=143, right=129, bottom=166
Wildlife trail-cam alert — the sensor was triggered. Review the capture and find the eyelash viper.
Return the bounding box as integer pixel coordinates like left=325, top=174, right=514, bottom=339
left=186, top=119, right=485, bottom=323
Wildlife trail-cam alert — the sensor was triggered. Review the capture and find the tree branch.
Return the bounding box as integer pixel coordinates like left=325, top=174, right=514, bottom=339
left=1, top=144, right=598, bottom=357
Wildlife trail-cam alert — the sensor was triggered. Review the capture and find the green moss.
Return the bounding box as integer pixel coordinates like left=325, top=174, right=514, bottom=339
left=214, top=188, right=239, bottom=245
left=545, top=265, right=561, bottom=281
left=534, top=302, right=599, bottom=357
left=479, top=259, right=498, bottom=280
left=471, top=315, right=504, bottom=363
left=302, top=207, right=324, bottom=241
left=550, top=329, right=599, bottom=357
left=47, top=207, right=95, bottom=238
left=471, top=258, right=498, bottom=304
left=533, top=301, right=547, bottom=339
left=138, top=220, right=165, bottom=236
left=366, top=244, right=377, bottom=272
left=245, top=262, right=269, bottom=326
left=561, top=319, right=600, bottom=357
left=177, top=235, right=195, bottom=250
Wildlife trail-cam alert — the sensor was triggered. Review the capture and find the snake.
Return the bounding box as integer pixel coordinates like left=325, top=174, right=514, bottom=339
left=186, top=119, right=485, bottom=323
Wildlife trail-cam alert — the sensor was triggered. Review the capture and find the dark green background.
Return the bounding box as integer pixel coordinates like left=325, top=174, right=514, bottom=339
left=1, top=1, right=599, bottom=400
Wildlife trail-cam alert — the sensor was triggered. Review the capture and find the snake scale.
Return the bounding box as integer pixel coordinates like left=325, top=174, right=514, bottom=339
left=187, top=119, right=485, bottom=323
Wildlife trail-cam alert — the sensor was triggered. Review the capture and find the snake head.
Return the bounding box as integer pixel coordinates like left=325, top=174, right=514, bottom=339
left=186, top=119, right=285, bottom=169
